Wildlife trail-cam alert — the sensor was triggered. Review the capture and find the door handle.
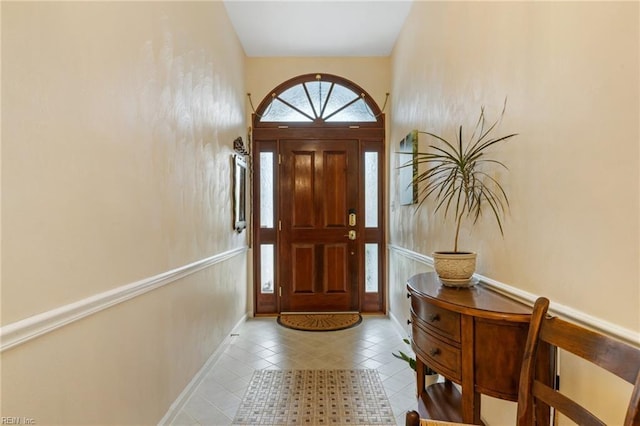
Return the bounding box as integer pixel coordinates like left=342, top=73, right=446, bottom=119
left=344, top=230, right=356, bottom=240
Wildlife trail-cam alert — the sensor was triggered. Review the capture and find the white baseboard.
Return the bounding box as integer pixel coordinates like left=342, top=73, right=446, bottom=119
left=158, top=314, right=248, bottom=426
left=388, top=311, right=409, bottom=339
left=388, top=244, right=640, bottom=347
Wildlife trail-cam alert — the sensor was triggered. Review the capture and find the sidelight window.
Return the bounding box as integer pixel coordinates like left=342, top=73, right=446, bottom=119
left=364, top=152, right=379, bottom=228
left=365, top=244, right=379, bottom=293
left=260, top=152, right=274, bottom=229
left=260, top=244, right=275, bottom=294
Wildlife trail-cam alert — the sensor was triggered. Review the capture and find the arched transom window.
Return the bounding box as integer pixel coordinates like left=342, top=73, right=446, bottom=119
left=255, top=73, right=382, bottom=125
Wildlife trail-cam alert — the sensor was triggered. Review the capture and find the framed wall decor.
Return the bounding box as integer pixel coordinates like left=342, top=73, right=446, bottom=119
left=399, top=129, right=418, bottom=205
left=233, top=154, right=247, bottom=232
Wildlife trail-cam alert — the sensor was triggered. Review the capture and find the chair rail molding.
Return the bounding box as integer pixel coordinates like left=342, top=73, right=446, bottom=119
left=388, top=244, right=640, bottom=347
left=0, top=246, right=248, bottom=352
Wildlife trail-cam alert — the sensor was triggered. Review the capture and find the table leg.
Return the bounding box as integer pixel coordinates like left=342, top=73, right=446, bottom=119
left=416, top=357, right=426, bottom=396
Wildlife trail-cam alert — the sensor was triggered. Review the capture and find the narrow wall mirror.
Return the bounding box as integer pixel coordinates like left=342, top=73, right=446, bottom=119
left=233, top=154, right=247, bottom=232
left=399, top=130, right=418, bottom=205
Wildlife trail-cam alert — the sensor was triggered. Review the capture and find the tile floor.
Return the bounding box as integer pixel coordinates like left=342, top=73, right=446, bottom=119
left=169, top=315, right=418, bottom=426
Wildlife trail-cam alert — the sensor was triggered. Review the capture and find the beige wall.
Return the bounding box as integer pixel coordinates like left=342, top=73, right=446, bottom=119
left=1, top=2, right=248, bottom=423
left=389, top=1, right=639, bottom=424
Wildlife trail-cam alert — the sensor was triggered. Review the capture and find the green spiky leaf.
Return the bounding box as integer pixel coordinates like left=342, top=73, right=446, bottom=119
left=405, top=101, right=517, bottom=251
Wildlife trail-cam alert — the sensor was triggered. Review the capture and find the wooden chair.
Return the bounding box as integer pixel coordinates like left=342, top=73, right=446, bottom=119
left=517, top=297, right=640, bottom=426
left=406, top=297, right=640, bottom=426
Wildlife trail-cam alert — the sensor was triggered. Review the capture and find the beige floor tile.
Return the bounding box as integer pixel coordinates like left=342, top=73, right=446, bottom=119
left=169, top=316, right=417, bottom=426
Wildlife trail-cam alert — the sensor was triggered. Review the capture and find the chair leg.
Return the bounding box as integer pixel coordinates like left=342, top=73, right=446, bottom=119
left=406, top=410, right=420, bottom=426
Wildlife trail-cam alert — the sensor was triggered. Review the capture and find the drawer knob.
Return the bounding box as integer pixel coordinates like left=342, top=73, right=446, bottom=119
left=429, top=314, right=440, bottom=322
left=407, top=319, right=412, bottom=325
left=429, top=348, right=441, bottom=357
left=406, top=292, right=411, bottom=299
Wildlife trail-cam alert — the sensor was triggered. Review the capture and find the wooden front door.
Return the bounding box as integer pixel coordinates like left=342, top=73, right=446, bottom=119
left=251, top=73, right=385, bottom=315
left=279, top=139, right=359, bottom=312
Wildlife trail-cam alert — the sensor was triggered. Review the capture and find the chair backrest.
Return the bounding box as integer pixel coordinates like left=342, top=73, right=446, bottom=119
left=517, top=297, right=640, bottom=426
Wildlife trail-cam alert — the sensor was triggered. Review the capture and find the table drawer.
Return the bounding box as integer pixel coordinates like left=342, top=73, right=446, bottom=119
left=411, top=298, right=461, bottom=342
left=412, top=323, right=461, bottom=381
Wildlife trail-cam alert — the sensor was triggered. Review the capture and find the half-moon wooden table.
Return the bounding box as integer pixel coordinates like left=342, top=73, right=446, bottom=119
left=406, top=272, right=555, bottom=425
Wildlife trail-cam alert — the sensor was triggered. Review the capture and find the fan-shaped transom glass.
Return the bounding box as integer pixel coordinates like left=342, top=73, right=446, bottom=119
left=260, top=79, right=377, bottom=123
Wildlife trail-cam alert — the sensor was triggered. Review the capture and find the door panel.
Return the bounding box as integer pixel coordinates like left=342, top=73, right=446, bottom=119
left=280, top=139, right=359, bottom=312
left=323, top=152, right=348, bottom=227
left=292, top=152, right=314, bottom=227
left=291, top=244, right=314, bottom=293
left=325, top=244, right=348, bottom=292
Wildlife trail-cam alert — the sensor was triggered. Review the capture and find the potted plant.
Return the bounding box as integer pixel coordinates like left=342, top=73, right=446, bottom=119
left=410, top=103, right=517, bottom=287
left=393, top=338, right=439, bottom=388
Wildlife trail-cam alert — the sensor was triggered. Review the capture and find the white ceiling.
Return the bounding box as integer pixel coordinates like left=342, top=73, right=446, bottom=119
left=223, top=1, right=413, bottom=57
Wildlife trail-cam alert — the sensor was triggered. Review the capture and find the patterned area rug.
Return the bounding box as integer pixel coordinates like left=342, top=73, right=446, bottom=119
left=232, top=369, right=395, bottom=425
left=277, top=313, right=362, bottom=332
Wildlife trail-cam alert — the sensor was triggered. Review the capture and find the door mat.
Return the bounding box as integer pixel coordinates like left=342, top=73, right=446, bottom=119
left=232, top=369, right=395, bottom=425
left=277, top=313, right=362, bottom=332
